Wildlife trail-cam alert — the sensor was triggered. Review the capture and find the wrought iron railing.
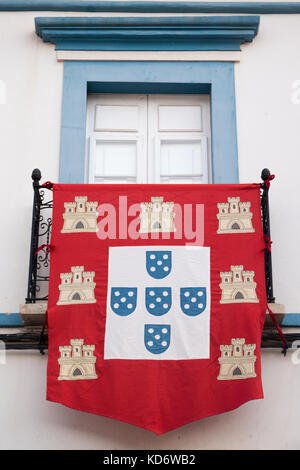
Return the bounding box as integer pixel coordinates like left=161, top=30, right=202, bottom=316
left=25, top=167, right=276, bottom=305
left=260, top=168, right=275, bottom=304
left=1, top=167, right=293, bottom=352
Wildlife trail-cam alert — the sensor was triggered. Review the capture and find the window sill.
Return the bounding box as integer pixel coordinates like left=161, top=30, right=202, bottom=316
left=18, top=302, right=285, bottom=328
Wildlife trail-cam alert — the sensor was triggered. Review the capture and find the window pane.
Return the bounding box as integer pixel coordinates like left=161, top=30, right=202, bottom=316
left=160, top=176, right=204, bottom=184
left=94, top=176, right=136, bottom=184
left=95, top=140, right=137, bottom=178
left=95, top=105, right=139, bottom=132
left=160, top=140, right=203, bottom=177
left=158, top=105, right=202, bottom=132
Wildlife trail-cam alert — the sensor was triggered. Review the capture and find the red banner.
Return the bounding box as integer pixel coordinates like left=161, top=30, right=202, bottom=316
left=47, top=184, right=266, bottom=434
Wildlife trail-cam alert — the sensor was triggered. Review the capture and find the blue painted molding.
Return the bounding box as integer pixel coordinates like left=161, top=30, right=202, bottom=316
left=35, top=16, right=259, bottom=51
left=3, top=1, right=300, bottom=14
left=282, top=314, right=300, bottom=327
left=0, top=314, right=23, bottom=327
left=59, top=61, right=239, bottom=184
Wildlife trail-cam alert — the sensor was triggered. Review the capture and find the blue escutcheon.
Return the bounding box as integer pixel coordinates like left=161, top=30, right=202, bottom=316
left=180, top=287, right=207, bottom=316
left=145, top=287, right=171, bottom=316
left=146, top=251, right=172, bottom=279
left=110, top=287, right=137, bottom=316
left=144, top=324, right=171, bottom=354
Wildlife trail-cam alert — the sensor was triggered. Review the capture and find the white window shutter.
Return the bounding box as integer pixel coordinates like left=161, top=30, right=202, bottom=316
left=86, top=94, right=211, bottom=184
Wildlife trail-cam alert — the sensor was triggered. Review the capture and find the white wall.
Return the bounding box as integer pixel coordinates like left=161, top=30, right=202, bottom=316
left=1, top=11, right=299, bottom=313
left=0, top=9, right=299, bottom=450
left=0, top=13, right=63, bottom=312
left=236, top=14, right=300, bottom=314
left=0, top=12, right=300, bottom=313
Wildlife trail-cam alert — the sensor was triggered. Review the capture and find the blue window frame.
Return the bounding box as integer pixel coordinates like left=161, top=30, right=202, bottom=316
left=60, top=60, right=239, bottom=184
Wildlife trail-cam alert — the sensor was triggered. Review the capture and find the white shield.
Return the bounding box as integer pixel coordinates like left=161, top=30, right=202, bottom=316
left=104, top=246, right=210, bottom=360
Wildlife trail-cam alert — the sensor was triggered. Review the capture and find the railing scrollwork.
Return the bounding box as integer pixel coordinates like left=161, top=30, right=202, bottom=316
left=26, top=169, right=53, bottom=303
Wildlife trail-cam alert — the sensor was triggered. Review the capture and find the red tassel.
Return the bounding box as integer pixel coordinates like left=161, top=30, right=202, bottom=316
left=266, top=304, right=287, bottom=354
left=264, top=174, right=275, bottom=188
left=41, top=181, right=54, bottom=189
left=34, top=244, right=54, bottom=256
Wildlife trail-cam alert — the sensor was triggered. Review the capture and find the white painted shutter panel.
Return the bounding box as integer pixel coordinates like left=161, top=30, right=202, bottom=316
left=156, top=135, right=208, bottom=184
left=148, top=95, right=211, bottom=183
left=86, top=95, right=147, bottom=183
left=86, top=94, right=211, bottom=184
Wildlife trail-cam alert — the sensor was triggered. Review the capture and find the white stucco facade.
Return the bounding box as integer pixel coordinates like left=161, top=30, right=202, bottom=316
left=0, top=4, right=299, bottom=449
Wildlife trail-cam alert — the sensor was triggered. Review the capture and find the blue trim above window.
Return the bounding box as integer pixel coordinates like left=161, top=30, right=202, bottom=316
left=59, top=61, right=239, bottom=184
left=3, top=2, right=300, bottom=14
left=35, top=16, right=259, bottom=51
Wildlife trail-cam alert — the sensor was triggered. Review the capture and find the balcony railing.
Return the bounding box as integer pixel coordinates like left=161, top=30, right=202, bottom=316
left=0, top=168, right=295, bottom=352
left=26, top=167, right=276, bottom=305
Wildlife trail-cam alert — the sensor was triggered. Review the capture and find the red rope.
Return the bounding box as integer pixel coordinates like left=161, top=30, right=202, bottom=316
left=266, top=304, right=287, bottom=354
left=264, top=174, right=275, bottom=188
left=264, top=235, right=272, bottom=253
left=34, top=244, right=54, bottom=256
